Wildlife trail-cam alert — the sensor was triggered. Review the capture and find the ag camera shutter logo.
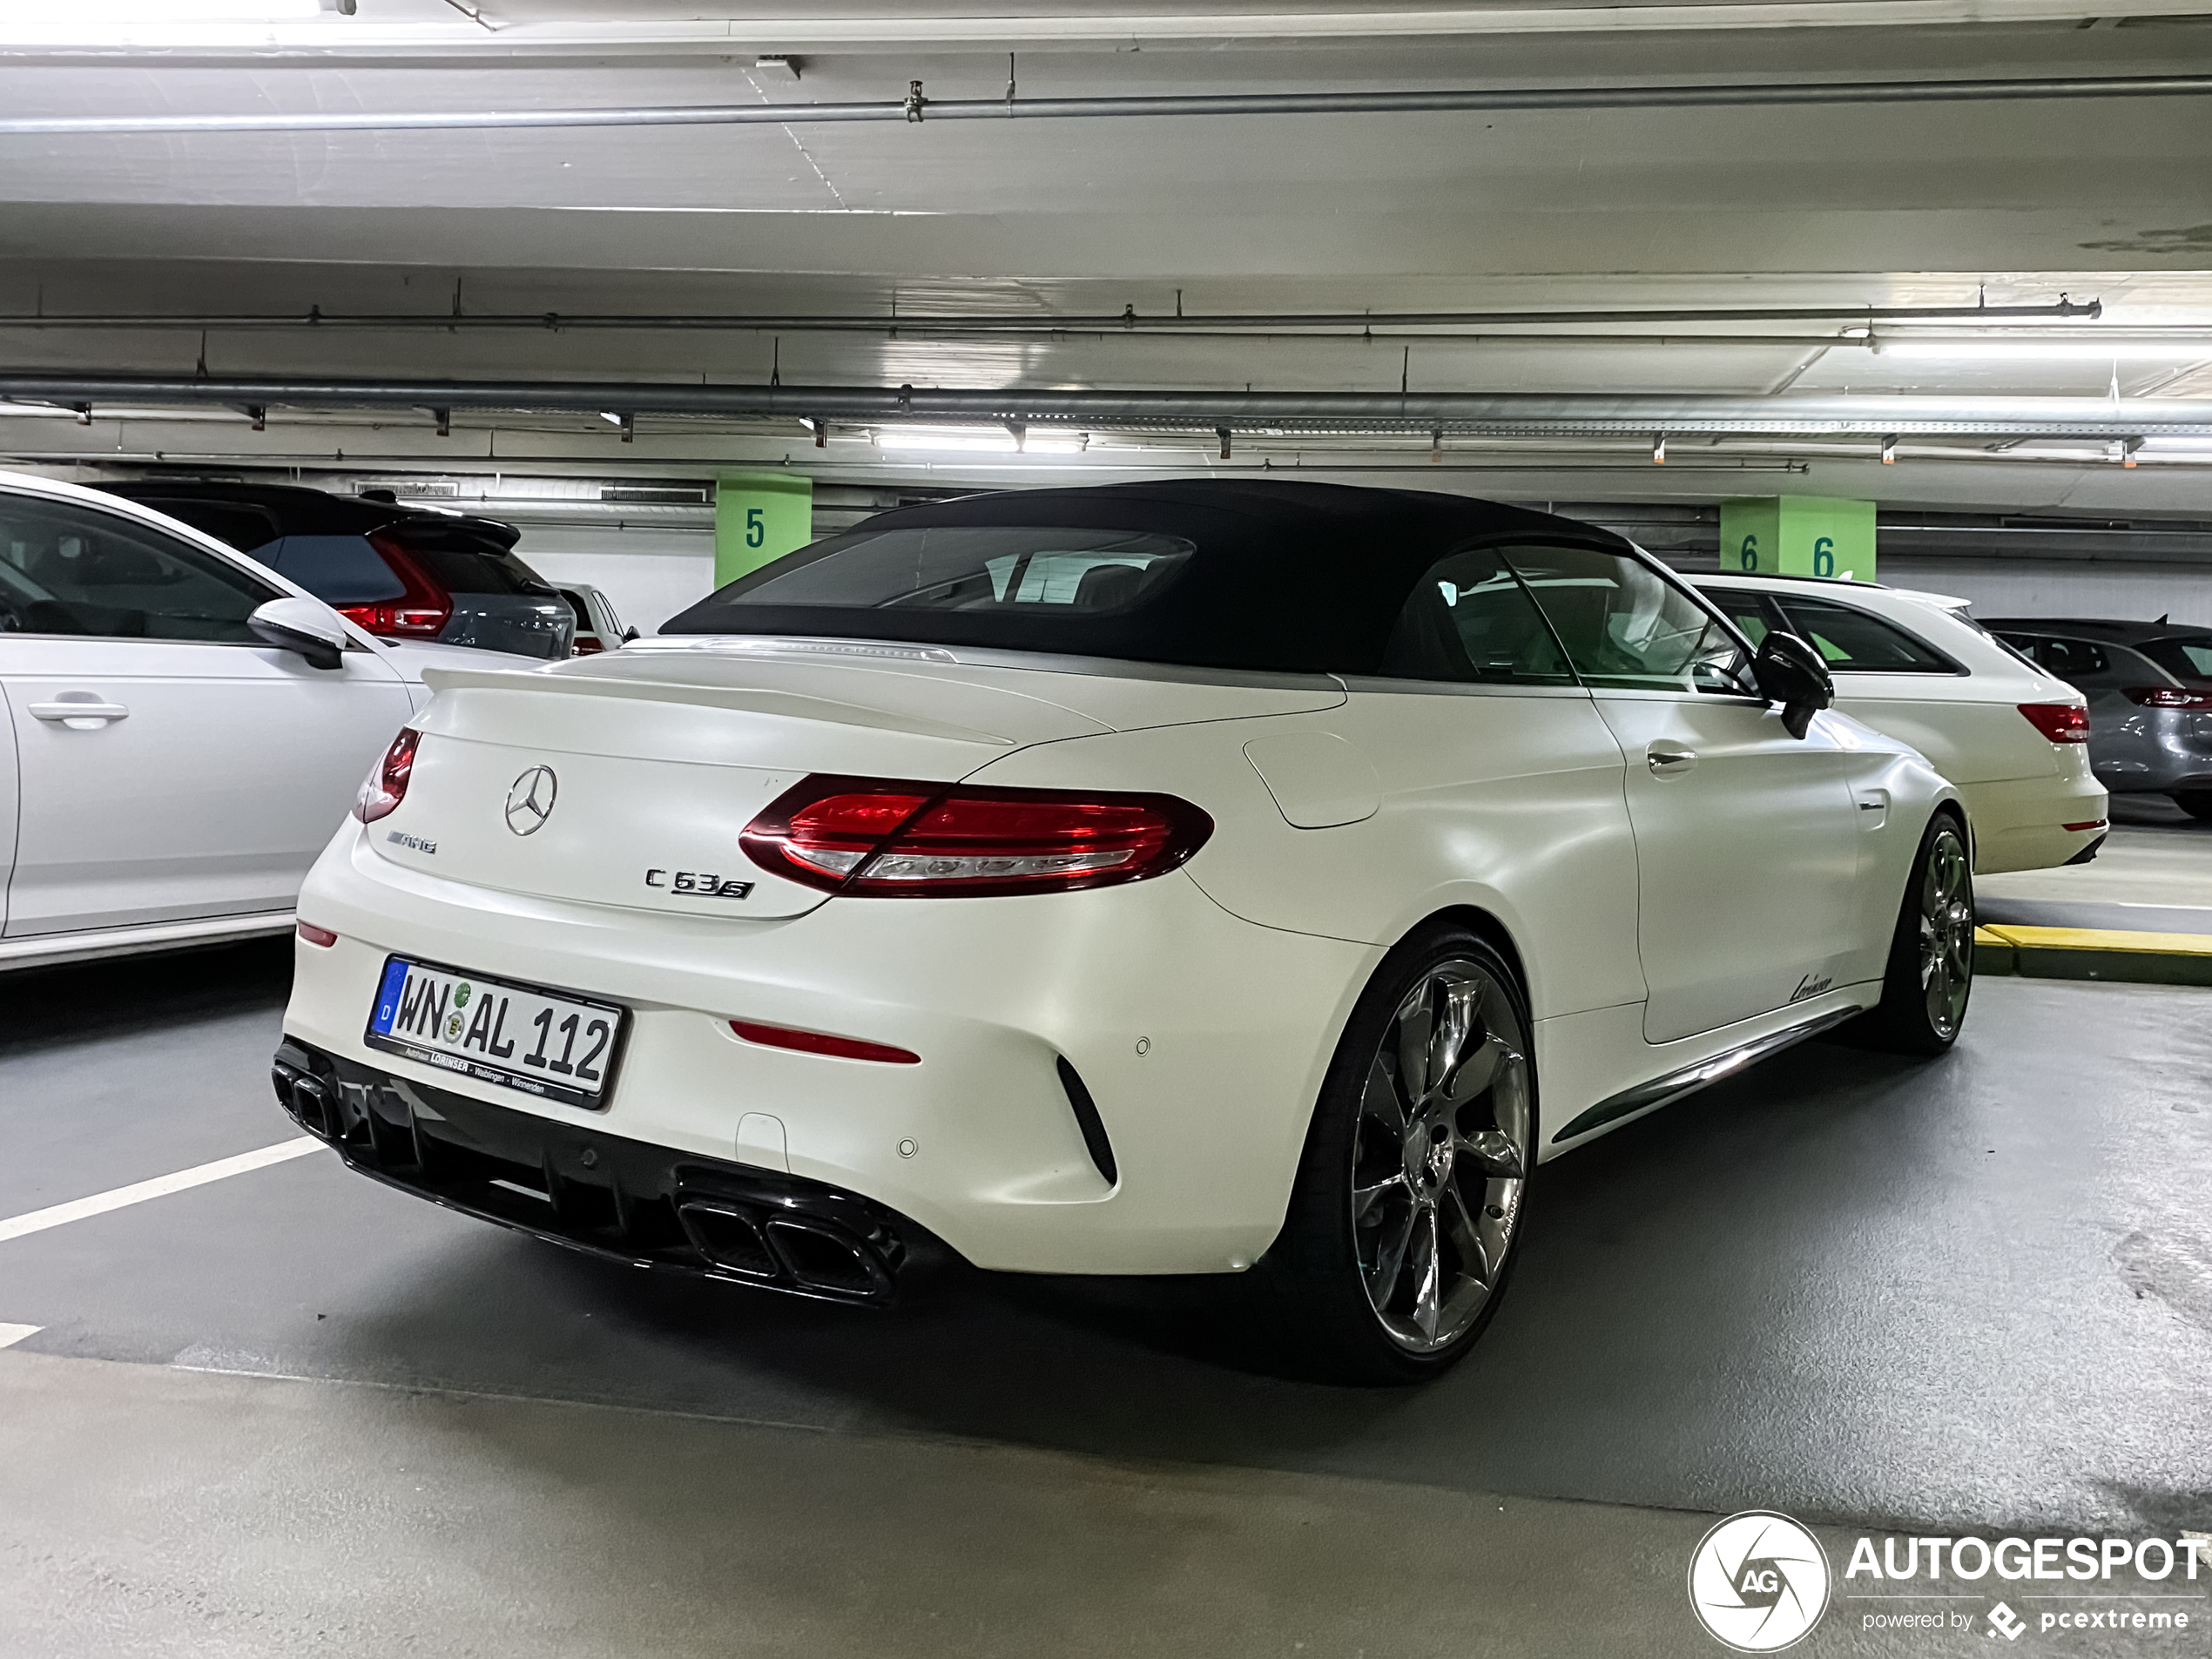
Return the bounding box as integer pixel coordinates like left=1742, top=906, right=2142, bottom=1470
left=1689, top=1511, right=1831, bottom=1651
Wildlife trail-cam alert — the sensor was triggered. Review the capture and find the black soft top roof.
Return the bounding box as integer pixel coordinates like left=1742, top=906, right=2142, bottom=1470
left=664, top=479, right=1635, bottom=676
left=99, top=480, right=522, bottom=550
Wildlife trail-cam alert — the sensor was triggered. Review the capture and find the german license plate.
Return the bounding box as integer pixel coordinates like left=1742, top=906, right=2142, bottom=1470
left=364, top=955, right=625, bottom=1109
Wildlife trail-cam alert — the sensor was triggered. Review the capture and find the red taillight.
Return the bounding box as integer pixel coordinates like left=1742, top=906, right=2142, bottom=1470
left=730, top=1020, right=920, bottom=1064
left=296, top=921, right=338, bottom=948
left=2122, top=685, right=2212, bottom=710
left=354, top=727, right=420, bottom=822
left=336, top=534, right=454, bottom=639
left=572, top=637, right=605, bottom=656
left=740, top=775, right=1214, bottom=898
left=2018, top=702, right=2091, bottom=743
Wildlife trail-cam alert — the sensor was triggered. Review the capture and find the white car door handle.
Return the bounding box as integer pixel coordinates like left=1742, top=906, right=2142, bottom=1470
left=29, top=698, right=130, bottom=727
left=1646, top=744, right=1698, bottom=775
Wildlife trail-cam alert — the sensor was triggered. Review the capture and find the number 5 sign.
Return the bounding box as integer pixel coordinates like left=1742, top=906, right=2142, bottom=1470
left=714, top=471, right=814, bottom=587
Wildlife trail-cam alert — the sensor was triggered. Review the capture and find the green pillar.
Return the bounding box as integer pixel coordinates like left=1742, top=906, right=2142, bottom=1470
left=713, top=471, right=813, bottom=589
left=1719, top=496, right=1877, bottom=583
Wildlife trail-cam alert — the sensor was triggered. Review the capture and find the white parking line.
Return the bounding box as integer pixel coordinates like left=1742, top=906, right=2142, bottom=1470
left=0, top=1138, right=324, bottom=1245
left=0, top=1324, right=41, bottom=1349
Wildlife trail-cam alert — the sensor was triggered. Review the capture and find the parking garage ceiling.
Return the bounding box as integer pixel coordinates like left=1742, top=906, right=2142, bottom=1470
left=0, top=1, right=2208, bottom=509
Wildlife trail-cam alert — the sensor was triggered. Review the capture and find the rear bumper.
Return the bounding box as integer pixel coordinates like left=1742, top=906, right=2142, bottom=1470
left=283, top=822, right=1379, bottom=1276
left=1960, top=769, right=2109, bottom=874
left=274, top=1037, right=914, bottom=1303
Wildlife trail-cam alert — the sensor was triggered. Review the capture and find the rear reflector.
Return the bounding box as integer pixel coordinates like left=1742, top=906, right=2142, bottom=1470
left=741, top=775, right=1213, bottom=898
left=2063, top=819, right=2108, bottom=833
left=2017, top=702, right=2091, bottom=743
left=2122, top=685, right=2212, bottom=710
left=730, top=1020, right=920, bottom=1065
left=296, top=921, right=338, bottom=948
left=354, top=727, right=420, bottom=822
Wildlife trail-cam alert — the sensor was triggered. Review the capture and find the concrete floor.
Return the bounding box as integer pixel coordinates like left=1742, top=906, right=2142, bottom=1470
left=3, top=924, right=2209, bottom=1656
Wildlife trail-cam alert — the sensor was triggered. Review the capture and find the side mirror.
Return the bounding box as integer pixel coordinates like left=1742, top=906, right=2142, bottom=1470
left=622, top=626, right=640, bottom=644
left=1752, top=631, right=1834, bottom=739
left=249, top=597, right=348, bottom=671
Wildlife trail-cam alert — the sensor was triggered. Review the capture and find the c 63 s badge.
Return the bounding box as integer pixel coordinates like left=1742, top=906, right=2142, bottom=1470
left=647, top=869, right=756, bottom=900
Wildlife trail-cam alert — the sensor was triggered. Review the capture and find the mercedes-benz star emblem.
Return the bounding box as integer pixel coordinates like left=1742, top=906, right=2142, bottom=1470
left=504, top=765, right=558, bottom=836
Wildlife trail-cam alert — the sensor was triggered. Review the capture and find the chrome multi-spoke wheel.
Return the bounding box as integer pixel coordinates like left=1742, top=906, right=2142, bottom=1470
left=1350, top=959, right=1531, bottom=1353
left=1918, top=823, right=1974, bottom=1041
left=1856, top=811, right=1976, bottom=1055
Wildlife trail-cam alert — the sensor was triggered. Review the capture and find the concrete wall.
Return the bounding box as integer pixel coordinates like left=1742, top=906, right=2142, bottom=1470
left=507, top=525, right=717, bottom=636
left=1877, top=560, right=2212, bottom=629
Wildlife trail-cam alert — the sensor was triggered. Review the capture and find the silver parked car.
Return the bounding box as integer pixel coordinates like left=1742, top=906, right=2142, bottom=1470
left=1986, top=617, right=2212, bottom=818
left=556, top=581, right=638, bottom=655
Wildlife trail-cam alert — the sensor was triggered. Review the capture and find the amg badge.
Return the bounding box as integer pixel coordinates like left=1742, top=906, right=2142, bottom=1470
left=646, top=868, right=755, bottom=900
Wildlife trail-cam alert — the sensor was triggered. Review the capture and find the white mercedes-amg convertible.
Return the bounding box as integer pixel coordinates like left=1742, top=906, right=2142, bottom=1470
left=275, top=481, right=1973, bottom=1380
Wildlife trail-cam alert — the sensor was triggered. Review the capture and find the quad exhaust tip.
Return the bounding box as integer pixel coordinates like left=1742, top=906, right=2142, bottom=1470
left=677, top=1197, right=901, bottom=1305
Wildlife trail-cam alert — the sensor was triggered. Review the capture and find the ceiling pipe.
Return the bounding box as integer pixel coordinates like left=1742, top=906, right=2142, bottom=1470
left=5, top=372, right=2211, bottom=437
left=0, top=73, right=2204, bottom=136
left=0, top=302, right=2105, bottom=335
left=8, top=1, right=2212, bottom=58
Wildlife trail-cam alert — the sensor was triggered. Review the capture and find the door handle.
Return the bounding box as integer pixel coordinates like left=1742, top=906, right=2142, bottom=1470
left=1646, top=744, right=1698, bottom=776
left=29, top=698, right=130, bottom=728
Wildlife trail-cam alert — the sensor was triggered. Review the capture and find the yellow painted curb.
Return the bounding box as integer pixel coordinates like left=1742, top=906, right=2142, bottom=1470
left=1973, top=922, right=2212, bottom=986
left=1979, top=924, right=2212, bottom=957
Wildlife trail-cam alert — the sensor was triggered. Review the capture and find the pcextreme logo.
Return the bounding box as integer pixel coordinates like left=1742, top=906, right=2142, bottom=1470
left=1689, top=1511, right=1832, bottom=1652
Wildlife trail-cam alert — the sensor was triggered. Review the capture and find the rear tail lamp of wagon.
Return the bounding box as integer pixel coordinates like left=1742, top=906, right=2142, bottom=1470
left=740, top=776, right=1213, bottom=897
left=334, top=533, right=455, bottom=639
left=2121, top=685, right=2212, bottom=710
left=354, top=727, right=421, bottom=823
left=2016, top=702, right=2092, bottom=743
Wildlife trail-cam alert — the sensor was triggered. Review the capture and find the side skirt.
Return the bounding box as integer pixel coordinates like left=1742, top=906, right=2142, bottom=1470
left=0, top=909, right=293, bottom=972
left=1549, top=1005, right=1864, bottom=1144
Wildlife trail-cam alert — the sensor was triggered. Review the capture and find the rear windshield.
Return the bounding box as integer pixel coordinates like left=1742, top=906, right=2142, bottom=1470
left=2141, top=637, right=2212, bottom=684
left=706, top=526, right=1196, bottom=619
left=393, top=539, right=552, bottom=597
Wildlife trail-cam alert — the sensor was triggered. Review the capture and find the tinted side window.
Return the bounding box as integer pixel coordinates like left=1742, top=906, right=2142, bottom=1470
left=269, top=535, right=407, bottom=605
left=2035, top=637, right=2111, bottom=683
left=1505, top=544, right=1754, bottom=695
left=1770, top=597, right=1955, bottom=673
left=1377, top=545, right=1574, bottom=685
left=132, top=498, right=280, bottom=553
left=0, top=495, right=278, bottom=643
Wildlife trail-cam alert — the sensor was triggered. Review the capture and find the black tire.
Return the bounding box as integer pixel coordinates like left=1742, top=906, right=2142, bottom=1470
left=1253, top=925, right=1535, bottom=1385
left=2170, top=791, right=2212, bottom=823
left=1850, top=811, right=1975, bottom=1056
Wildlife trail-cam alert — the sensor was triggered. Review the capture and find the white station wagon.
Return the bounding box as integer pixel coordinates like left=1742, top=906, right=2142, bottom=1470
left=1689, top=572, right=2104, bottom=873
left=275, top=482, right=1973, bottom=1380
